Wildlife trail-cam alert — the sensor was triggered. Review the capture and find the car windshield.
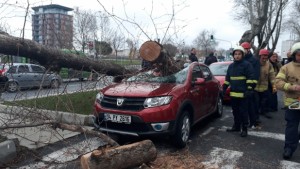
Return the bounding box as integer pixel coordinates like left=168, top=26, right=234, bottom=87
left=209, top=63, right=230, bottom=76
left=126, top=66, right=189, bottom=84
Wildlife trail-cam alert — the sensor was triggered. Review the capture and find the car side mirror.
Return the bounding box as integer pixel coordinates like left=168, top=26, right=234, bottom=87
left=194, top=78, right=205, bottom=85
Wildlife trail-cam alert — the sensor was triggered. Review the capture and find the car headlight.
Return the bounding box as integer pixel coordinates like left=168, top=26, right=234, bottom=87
left=96, top=92, right=104, bottom=103
left=144, top=96, right=172, bottom=108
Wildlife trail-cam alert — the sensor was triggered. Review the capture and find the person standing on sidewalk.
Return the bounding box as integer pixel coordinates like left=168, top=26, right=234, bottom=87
left=275, top=42, right=300, bottom=160
left=223, top=46, right=255, bottom=137
left=254, top=49, right=276, bottom=119
left=268, top=52, right=282, bottom=112
left=241, top=42, right=260, bottom=128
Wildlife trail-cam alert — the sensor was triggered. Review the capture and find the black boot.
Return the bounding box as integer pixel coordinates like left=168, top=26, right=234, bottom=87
left=240, top=126, right=248, bottom=137
left=226, top=125, right=240, bottom=132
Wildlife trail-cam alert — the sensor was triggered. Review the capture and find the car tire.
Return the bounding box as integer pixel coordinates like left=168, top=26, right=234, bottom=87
left=6, top=81, right=19, bottom=93
left=214, top=96, right=223, bottom=118
left=171, top=111, right=191, bottom=148
left=50, top=79, right=60, bottom=88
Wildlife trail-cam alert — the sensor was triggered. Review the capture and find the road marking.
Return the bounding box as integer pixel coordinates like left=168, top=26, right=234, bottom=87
left=201, top=147, right=243, bottom=169
left=280, top=160, right=300, bottom=169
left=200, top=127, right=215, bottom=137
left=19, top=137, right=106, bottom=168
left=220, top=126, right=300, bottom=143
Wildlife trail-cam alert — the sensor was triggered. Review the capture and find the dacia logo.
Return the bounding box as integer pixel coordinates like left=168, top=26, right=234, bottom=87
left=117, top=98, right=125, bottom=107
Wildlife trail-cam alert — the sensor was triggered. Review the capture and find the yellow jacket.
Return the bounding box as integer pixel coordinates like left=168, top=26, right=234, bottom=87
left=255, top=61, right=275, bottom=92
left=275, top=62, right=300, bottom=106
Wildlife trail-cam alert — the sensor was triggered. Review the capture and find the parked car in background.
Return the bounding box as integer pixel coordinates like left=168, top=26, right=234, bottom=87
left=209, top=61, right=232, bottom=103
left=93, top=62, right=223, bottom=148
left=4, top=63, right=62, bottom=92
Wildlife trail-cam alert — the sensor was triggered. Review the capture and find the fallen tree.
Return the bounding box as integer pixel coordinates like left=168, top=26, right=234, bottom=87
left=0, top=34, right=132, bottom=76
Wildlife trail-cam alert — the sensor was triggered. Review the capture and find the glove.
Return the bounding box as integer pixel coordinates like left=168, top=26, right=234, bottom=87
left=244, top=90, right=254, bottom=98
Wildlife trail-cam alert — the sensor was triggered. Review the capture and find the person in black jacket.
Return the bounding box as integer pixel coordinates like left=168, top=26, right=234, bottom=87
left=188, top=48, right=198, bottom=62
left=223, top=46, right=255, bottom=137
left=204, top=52, right=218, bottom=66
left=241, top=42, right=260, bottom=128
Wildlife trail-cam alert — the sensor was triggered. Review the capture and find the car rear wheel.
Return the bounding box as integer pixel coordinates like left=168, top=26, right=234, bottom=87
left=214, top=96, right=223, bottom=118
left=50, top=79, right=60, bottom=88
left=6, top=81, right=19, bottom=92
left=171, top=111, right=191, bottom=148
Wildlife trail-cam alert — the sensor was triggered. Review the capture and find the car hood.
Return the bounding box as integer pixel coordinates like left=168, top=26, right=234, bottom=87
left=102, top=82, right=179, bottom=97
left=214, top=75, right=225, bottom=85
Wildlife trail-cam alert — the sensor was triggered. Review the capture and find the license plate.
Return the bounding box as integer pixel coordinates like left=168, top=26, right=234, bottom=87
left=104, top=113, right=131, bottom=124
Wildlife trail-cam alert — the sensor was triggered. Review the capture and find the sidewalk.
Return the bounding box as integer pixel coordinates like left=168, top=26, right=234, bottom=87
left=0, top=104, right=94, bottom=166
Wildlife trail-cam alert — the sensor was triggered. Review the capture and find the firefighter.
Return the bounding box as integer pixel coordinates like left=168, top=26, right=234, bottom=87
left=275, top=42, right=300, bottom=160
left=254, top=49, right=275, bottom=119
left=241, top=42, right=260, bottom=128
left=223, top=46, right=255, bottom=137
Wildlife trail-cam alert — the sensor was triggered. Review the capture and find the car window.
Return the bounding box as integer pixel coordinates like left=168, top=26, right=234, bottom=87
left=126, top=67, right=189, bottom=84
left=31, top=65, right=45, bottom=73
left=209, top=63, right=230, bottom=76
left=18, top=65, right=30, bottom=73
left=191, top=65, right=203, bottom=81
left=200, top=66, right=212, bottom=80
left=7, top=66, right=17, bottom=73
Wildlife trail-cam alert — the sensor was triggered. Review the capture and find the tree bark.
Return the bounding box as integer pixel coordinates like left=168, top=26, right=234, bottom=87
left=0, top=34, right=133, bottom=76
left=81, top=139, right=156, bottom=169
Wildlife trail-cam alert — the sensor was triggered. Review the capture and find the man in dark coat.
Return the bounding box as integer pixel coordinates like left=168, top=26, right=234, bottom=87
left=204, top=52, right=218, bottom=66
left=189, top=48, right=199, bottom=62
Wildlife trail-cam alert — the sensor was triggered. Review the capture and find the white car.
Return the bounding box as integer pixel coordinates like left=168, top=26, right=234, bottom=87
left=4, top=63, right=62, bottom=92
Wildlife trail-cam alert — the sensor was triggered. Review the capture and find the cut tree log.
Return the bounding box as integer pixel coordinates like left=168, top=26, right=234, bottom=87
left=81, top=139, right=157, bottom=169
left=0, top=34, right=134, bottom=76
left=139, top=40, right=184, bottom=76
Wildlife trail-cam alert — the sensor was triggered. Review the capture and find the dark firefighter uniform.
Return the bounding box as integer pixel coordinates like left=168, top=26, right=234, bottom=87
left=223, top=46, right=255, bottom=137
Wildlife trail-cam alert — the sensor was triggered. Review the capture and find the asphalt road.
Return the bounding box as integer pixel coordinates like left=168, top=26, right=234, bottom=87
left=8, top=91, right=300, bottom=169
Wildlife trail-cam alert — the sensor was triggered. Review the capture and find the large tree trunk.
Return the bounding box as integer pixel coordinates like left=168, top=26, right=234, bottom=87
left=139, top=41, right=184, bottom=76
left=0, top=34, right=133, bottom=76
left=81, top=139, right=157, bottom=169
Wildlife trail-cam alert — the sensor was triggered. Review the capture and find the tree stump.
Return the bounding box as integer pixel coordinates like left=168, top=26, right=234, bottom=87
left=81, top=139, right=157, bottom=169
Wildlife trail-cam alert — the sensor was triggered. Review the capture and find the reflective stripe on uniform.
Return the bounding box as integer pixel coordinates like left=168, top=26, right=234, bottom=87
left=224, top=81, right=230, bottom=85
left=255, top=85, right=268, bottom=92
left=276, top=73, right=286, bottom=79
left=230, top=76, right=246, bottom=80
left=247, top=86, right=252, bottom=89
left=230, top=92, right=244, bottom=98
left=246, top=80, right=254, bottom=84
left=252, top=80, right=258, bottom=84
left=284, top=97, right=297, bottom=107
left=283, top=83, right=291, bottom=91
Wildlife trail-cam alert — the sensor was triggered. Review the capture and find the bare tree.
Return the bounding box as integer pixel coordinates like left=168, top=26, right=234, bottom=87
left=110, top=29, right=125, bottom=60
left=73, top=8, right=98, bottom=53
left=234, top=0, right=289, bottom=55
left=193, top=29, right=218, bottom=56
left=285, top=0, right=300, bottom=41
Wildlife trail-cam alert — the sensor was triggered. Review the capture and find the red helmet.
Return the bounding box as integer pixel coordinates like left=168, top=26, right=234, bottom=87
left=241, top=42, right=251, bottom=49
left=259, top=49, right=269, bottom=56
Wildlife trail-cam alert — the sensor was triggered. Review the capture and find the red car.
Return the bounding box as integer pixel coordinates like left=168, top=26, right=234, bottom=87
left=93, top=62, right=223, bottom=148
left=209, top=61, right=233, bottom=103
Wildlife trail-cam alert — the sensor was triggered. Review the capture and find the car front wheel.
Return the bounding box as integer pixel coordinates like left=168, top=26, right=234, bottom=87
left=50, top=79, right=60, bottom=88
left=6, top=81, right=19, bottom=92
left=214, top=96, right=223, bottom=118
left=171, top=111, right=191, bottom=148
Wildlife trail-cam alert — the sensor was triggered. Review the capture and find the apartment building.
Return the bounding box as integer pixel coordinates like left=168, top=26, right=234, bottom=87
left=32, top=4, right=73, bottom=49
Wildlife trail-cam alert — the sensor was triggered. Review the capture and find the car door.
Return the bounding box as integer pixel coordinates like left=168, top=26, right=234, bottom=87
left=200, top=65, right=219, bottom=113
left=189, top=64, right=207, bottom=120
left=15, top=65, right=31, bottom=88
left=31, top=65, right=49, bottom=86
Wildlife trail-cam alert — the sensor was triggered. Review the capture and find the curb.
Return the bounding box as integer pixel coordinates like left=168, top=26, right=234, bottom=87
left=0, top=104, right=95, bottom=165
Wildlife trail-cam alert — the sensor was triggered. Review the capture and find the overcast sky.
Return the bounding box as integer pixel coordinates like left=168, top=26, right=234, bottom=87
left=1, top=0, right=290, bottom=53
